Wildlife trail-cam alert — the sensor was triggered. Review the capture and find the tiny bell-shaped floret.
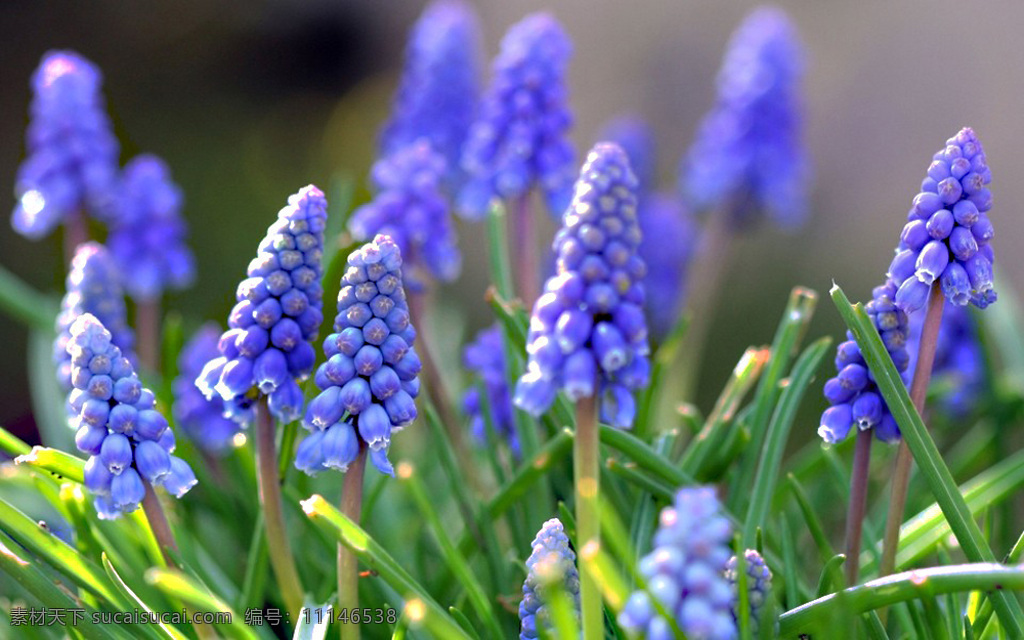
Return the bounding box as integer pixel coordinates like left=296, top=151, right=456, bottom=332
left=12, top=50, right=119, bottom=239
left=173, top=324, right=241, bottom=454
left=619, top=487, right=737, bottom=640
left=458, top=12, right=575, bottom=219
left=196, top=185, right=327, bottom=425
left=725, top=549, right=774, bottom=635
left=107, top=154, right=195, bottom=301
left=54, top=243, right=135, bottom=396
left=682, top=8, right=808, bottom=229
left=295, top=234, right=420, bottom=477
left=890, top=128, right=996, bottom=313
left=819, top=280, right=909, bottom=445
left=348, top=140, right=461, bottom=288
left=461, top=325, right=518, bottom=457
left=379, top=0, right=481, bottom=183
left=67, top=314, right=196, bottom=518
left=519, top=518, right=580, bottom=640
left=513, top=143, right=650, bottom=428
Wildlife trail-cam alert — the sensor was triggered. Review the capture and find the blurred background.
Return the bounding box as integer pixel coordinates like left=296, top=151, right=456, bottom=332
left=2, top=0, right=1023, bottom=442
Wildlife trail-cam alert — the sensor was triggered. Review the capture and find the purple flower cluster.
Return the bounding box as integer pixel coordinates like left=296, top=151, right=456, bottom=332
left=379, top=0, right=481, bottom=182
left=295, top=235, right=420, bottom=477
left=600, top=116, right=697, bottom=338
left=619, top=487, right=737, bottom=640
left=173, top=324, right=241, bottom=454
left=458, top=12, right=575, bottom=220
left=348, top=141, right=460, bottom=289
left=513, top=143, right=649, bottom=428
left=682, top=7, right=808, bottom=229
left=725, top=549, right=773, bottom=634
left=54, top=243, right=135, bottom=395
left=519, top=518, right=580, bottom=640
left=889, top=127, right=996, bottom=313
left=196, top=186, right=327, bottom=425
left=107, top=154, right=195, bottom=301
left=12, top=51, right=119, bottom=239
left=461, top=325, right=518, bottom=457
left=906, top=302, right=983, bottom=417
left=819, top=280, right=910, bottom=445
left=70, top=314, right=196, bottom=519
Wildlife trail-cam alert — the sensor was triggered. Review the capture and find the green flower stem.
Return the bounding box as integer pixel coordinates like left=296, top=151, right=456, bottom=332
left=136, top=298, right=161, bottom=373
left=513, top=193, right=539, bottom=306
left=880, top=282, right=944, bottom=583
left=779, top=563, right=1024, bottom=637
left=140, top=481, right=179, bottom=568
left=844, top=429, right=873, bottom=586
left=338, top=442, right=367, bottom=640
left=254, top=399, right=304, bottom=617
left=575, top=391, right=602, bottom=640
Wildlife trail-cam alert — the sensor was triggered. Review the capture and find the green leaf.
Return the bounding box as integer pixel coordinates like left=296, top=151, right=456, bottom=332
left=780, top=563, right=1024, bottom=637
left=448, top=606, right=482, bottom=640
left=144, top=568, right=256, bottom=640
left=0, top=263, right=57, bottom=330
left=102, top=554, right=187, bottom=640
left=815, top=554, right=847, bottom=598
left=730, top=286, right=818, bottom=514
left=786, top=473, right=836, bottom=565
left=0, top=425, right=32, bottom=457
left=28, top=328, right=74, bottom=452
left=830, top=283, right=1024, bottom=635
left=600, top=426, right=695, bottom=488
left=741, top=337, right=830, bottom=547
left=15, top=446, right=86, bottom=484
left=292, top=601, right=334, bottom=640
left=635, top=313, right=691, bottom=442
left=486, top=201, right=515, bottom=301
left=299, top=494, right=472, bottom=640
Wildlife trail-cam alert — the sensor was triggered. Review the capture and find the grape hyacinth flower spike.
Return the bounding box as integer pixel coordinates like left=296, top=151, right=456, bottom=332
left=599, top=115, right=697, bottom=339
left=196, top=184, right=326, bottom=616
left=725, top=549, right=774, bottom=635
left=515, top=142, right=648, bottom=638
left=461, top=325, right=518, bottom=457
left=54, top=242, right=135, bottom=400
left=68, top=314, right=194, bottom=562
left=173, top=323, right=241, bottom=454
left=379, top=0, right=481, bottom=184
left=12, top=50, right=120, bottom=249
left=348, top=140, right=460, bottom=290
left=295, top=233, right=420, bottom=478
left=519, top=518, right=581, bottom=639
left=196, top=185, right=327, bottom=425
left=682, top=7, right=808, bottom=229
left=889, top=127, right=996, bottom=313
left=619, top=487, right=737, bottom=639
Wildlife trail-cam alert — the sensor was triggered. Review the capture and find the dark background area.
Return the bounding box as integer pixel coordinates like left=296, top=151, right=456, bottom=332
left=3, top=0, right=1023, bottom=443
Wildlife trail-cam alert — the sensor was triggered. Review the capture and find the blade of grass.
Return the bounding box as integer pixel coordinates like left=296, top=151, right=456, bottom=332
left=28, top=328, right=75, bottom=452
left=787, top=473, right=837, bottom=565
left=635, top=314, right=690, bottom=442
left=0, top=263, right=57, bottom=329
left=15, top=446, right=86, bottom=484
left=144, top=568, right=256, bottom=640
left=0, top=424, right=31, bottom=456
left=102, top=554, right=188, bottom=640
left=831, top=283, right=1024, bottom=634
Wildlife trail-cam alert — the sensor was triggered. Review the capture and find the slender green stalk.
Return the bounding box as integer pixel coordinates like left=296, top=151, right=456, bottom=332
left=513, top=193, right=539, bottom=306
left=140, top=481, right=178, bottom=568
left=880, top=282, right=944, bottom=582
left=136, top=298, right=161, bottom=373
left=575, top=392, right=602, bottom=640
left=338, top=443, right=367, bottom=640
left=844, top=429, right=873, bottom=587
left=254, top=399, right=304, bottom=617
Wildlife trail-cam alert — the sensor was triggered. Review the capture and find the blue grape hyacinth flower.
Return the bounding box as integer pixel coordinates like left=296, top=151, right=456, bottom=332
left=12, top=50, right=120, bottom=239
left=69, top=314, right=196, bottom=519
left=107, top=154, right=195, bottom=301
left=619, top=486, right=737, bottom=640
left=196, top=185, right=327, bottom=425
left=295, top=234, right=421, bottom=477
left=173, top=323, right=242, bottom=454
left=600, top=115, right=697, bottom=339
left=819, top=279, right=910, bottom=445
left=906, top=301, right=983, bottom=417
left=519, top=518, right=580, bottom=640
left=513, top=143, right=649, bottom=428
left=461, top=325, right=518, bottom=457
left=889, top=127, right=996, bottom=313
left=682, top=7, right=808, bottom=229
left=54, top=242, right=135, bottom=395
left=457, top=12, right=575, bottom=220
left=379, top=0, right=481, bottom=183
left=725, top=549, right=774, bottom=635
left=348, top=140, right=460, bottom=289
